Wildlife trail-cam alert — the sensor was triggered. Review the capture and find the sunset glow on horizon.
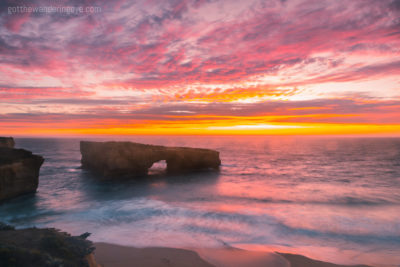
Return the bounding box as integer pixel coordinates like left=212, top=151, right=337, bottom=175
left=1, top=0, right=400, bottom=136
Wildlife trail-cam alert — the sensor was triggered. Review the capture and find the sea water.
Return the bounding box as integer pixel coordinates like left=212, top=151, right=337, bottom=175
left=1, top=136, right=399, bottom=266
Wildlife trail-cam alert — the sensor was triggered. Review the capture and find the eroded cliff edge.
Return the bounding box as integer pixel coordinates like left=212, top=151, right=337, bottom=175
left=0, top=137, right=44, bottom=202
left=0, top=223, right=97, bottom=267
left=0, top=137, right=15, bottom=148
left=80, top=141, right=221, bottom=178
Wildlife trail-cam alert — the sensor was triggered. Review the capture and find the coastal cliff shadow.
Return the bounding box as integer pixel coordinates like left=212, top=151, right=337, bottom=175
left=0, top=193, right=37, bottom=212
left=77, top=168, right=221, bottom=202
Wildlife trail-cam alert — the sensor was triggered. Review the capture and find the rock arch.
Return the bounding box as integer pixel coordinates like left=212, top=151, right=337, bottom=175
left=80, top=141, right=221, bottom=178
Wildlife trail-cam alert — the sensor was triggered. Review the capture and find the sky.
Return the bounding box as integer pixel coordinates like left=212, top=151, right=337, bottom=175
left=0, top=0, right=399, bottom=136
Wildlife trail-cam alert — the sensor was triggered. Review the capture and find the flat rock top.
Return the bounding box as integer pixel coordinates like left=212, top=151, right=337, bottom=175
left=0, top=137, right=15, bottom=148
left=80, top=141, right=218, bottom=153
left=0, top=147, right=43, bottom=166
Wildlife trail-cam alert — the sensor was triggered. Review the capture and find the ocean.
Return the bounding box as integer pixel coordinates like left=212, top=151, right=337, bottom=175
left=1, top=136, right=399, bottom=266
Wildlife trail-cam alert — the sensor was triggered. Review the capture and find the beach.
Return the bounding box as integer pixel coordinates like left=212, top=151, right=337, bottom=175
left=93, top=243, right=372, bottom=267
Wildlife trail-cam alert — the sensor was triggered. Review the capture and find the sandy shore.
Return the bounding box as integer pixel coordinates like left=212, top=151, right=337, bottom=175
left=278, top=253, right=371, bottom=267
left=93, top=243, right=372, bottom=267
left=94, top=243, right=214, bottom=267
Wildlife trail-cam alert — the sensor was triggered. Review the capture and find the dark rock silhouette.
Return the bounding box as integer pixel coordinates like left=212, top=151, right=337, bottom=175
left=0, top=146, right=44, bottom=202
left=0, top=222, right=96, bottom=267
left=0, top=137, right=15, bottom=148
left=80, top=141, right=221, bottom=178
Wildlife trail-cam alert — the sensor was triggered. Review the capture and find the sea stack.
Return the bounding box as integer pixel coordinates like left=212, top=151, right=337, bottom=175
left=80, top=141, right=221, bottom=178
left=0, top=137, right=44, bottom=202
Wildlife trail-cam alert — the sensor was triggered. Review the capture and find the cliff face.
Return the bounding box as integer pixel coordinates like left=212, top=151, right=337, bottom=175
left=80, top=141, right=221, bottom=178
left=0, top=147, right=44, bottom=202
left=0, top=137, right=15, bottom=148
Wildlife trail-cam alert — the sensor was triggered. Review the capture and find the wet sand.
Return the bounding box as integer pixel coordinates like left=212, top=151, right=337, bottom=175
left=93, top=242, right=215, bottom=267
left=94, top=243, right=372, bottom=267
left=279, top=253, right=371, bottom=267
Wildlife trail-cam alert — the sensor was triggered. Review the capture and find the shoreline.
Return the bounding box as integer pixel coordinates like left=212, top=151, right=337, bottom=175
left=93, top=242, right=373, bottom=267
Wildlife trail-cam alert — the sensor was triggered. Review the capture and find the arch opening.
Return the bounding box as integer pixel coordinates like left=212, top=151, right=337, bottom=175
left=148, top=160, right=167, bottom=175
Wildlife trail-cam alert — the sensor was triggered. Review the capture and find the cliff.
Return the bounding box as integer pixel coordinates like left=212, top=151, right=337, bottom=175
left=0, top=137, right=15, bottom=148
left=80, top=141, right=221, bottom=178
left=0, top=222, right=97, bottom=267
left=0, top=147, right=44, bottom=202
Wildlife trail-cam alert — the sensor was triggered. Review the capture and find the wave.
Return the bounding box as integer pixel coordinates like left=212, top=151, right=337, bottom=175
left=12, top=198, right=397, bottom=245
left=189, top=195, right=397, bottom=206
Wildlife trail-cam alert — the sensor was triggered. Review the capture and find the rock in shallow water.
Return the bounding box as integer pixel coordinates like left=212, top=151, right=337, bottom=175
left=80, top=141, right=221, bottom=178
left=0, top=147, right=44, bottom=202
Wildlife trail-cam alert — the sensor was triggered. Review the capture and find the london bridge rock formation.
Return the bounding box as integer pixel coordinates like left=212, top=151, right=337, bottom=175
left=80, top=141, right=221, bottom=178
left=0, top=137, right=44, bottom=202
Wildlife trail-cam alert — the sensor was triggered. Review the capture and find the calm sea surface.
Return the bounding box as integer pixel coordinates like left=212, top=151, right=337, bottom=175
left=1, top=136, right=399, bottom=266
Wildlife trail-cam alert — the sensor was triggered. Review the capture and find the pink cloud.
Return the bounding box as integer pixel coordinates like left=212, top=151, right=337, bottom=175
left=0, top=87, right=94, bottom=101
left=1, top=0, right=400, bottom=131
left=5, top=13, right=30, bottom=32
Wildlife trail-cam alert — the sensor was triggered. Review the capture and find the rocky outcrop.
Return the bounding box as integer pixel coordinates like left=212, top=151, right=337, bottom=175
left=80, top=141, right=221, bottom=178
left=0, top=147, right=44, bottom=202
left=0, top=222, right=97, bottom=267
left=0, top=137, right=15, bottom=148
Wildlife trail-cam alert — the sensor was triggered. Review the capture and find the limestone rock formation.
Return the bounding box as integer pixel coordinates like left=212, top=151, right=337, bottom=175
left=0, top=137, right=15, bottom=148
left=0, top=222, right=96, bottom=267
left=0, top=147, right=44, bottom=202
left=80, top=141, right=221, bottom=178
